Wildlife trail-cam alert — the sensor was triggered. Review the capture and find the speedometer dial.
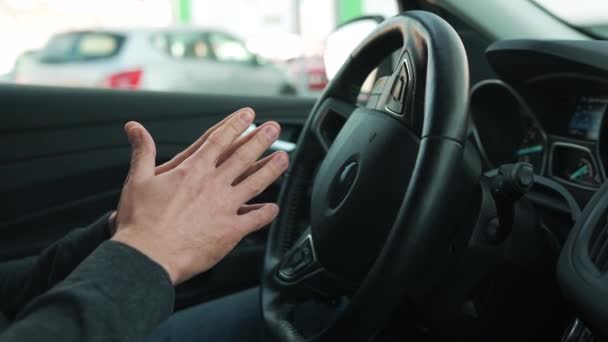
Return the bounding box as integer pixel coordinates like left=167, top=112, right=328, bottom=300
left=471, top=80, right=547, bottom=173
left=515, top=118, right=545, bottom=169
left=551, top=143, right=602, bottom=188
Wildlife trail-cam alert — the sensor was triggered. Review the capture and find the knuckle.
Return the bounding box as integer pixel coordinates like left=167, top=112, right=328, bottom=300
left=130, top=178, right=147, bottom=188
left=206, top=133, right=227, bottom=150
left=247, top=179, right=265, bottom=196
left=225, top=119, right=243, bottom=136
left=215, top=230, right=232, bottom=246
left=267, top=159, right=283, bottom=174
left=255, top=130, right=272, bottom=147
left=233, top=148, right=253, bottom=165
left=260, top=164, right=280, bottom=182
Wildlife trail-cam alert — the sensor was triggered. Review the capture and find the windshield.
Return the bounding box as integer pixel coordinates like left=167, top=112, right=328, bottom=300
left=532, top=0, right=608, bottom=38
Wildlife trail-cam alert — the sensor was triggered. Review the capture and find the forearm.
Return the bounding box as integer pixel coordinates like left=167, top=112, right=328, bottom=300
left=0, top=241, right=174, bottom=342
left=0, top=212, right=113, bottom=317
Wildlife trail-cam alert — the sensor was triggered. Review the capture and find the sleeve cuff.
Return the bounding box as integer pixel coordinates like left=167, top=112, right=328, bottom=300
left=63, top=240, right=174, bottom=334
left=12, top=241, right=175, bottom=341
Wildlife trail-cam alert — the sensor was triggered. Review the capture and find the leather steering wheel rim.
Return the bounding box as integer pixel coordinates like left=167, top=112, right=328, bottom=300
left=262, top=11, right=470, bottom=342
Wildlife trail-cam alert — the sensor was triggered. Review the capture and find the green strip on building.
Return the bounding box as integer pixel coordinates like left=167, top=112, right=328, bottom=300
left=176, top=0, right=191, bottom=24
left=338, top=0, right=363, bottom=24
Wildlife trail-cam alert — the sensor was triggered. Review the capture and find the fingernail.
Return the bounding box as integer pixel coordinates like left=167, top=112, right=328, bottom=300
left=240, top=110, right=254, bottom=125
left=263, top=125, right=279, bottom=141
left=273, top=153, right=288, bottom=168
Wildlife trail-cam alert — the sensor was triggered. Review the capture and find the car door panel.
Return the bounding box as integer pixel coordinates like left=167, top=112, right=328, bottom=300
left=0, top=84, right=314, bottom=306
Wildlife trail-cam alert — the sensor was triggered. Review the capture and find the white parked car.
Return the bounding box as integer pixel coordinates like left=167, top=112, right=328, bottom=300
left=16, top=28, right=298, bottom=96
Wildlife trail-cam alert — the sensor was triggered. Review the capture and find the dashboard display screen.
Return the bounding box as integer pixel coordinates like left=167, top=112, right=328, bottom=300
left=568, top=96, right=608, bottom=140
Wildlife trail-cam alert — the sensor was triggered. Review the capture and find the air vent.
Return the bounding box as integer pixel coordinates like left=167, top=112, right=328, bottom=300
left=589, top=218, right=608, bottom=272
left=563, top=319, right=603, bottom=342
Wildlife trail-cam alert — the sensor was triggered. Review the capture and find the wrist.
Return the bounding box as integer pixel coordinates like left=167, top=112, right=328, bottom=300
left=111, top=229, right=180, bottom=285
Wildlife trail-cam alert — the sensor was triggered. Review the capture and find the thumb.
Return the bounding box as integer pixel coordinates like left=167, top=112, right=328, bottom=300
left=125, top=121, right=156, bottom=180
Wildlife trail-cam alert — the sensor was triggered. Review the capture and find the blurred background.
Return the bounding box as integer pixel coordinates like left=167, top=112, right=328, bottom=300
left=0, top=0, right=604, bottom=97
left=0, top=0, right=398, bottom=97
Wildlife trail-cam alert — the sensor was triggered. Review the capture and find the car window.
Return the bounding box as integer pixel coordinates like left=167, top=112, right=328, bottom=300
left=208, top=34, right=253, bottom=63
left=1, top=0, right=398, bottom=97
left=78, top=34, right=121, bottom=58
left=151, top=33, right=210, bottom=59
left=39, top=33, right=125, bottom=63
left=39, top=34, right=77, bottom=63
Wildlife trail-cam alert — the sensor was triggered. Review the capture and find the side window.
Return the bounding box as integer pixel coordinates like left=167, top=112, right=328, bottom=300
left=208, top=34, right=253, bottom=63
left=38, top=34, right=77, bottom=63
left=77, top=34, right=122, bottom=60
left=151, top=33, right=210, bottom=59
left=39, top=33, right=124, bottom=64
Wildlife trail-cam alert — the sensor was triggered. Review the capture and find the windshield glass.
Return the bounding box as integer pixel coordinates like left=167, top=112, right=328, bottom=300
left=532, top=0, right=608, bottom=38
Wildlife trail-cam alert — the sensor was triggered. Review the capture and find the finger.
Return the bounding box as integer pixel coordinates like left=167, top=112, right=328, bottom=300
left=234, top=152, right=289, bottom=202
left=232, top=152, right=277, bottom=186
left=216, top=121, right=276, bottom=167
left=125, top=121, right=156, bottom=180
left=155, top=108, right=251, bottom=175
left=185, top=108, right=255, bottom=168
left=237, top=203, right=279, bottom=233
left=219, top=122, right=280, bottom=181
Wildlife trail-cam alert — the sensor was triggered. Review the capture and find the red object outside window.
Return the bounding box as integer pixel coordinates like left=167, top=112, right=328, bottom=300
left=106, top=69, right=143, bottom=89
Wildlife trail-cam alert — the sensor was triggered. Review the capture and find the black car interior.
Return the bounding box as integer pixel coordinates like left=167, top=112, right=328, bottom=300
left=1, top=0, right=608, bottom=341
left=0, top=87, right=314, bottom=307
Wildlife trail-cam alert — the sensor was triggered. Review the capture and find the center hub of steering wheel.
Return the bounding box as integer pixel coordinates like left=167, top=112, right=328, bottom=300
left=310, top=109, right=419, bottom=282
left=329, top=160, right=358, bottom=208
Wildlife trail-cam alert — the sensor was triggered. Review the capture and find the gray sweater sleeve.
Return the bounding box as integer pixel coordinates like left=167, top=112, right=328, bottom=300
left=0, top=212, right=113, bottom=318
left=0, top=241, right=174, bottom=342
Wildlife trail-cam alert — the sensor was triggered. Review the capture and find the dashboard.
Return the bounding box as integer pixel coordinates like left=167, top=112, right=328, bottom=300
left=470, top=40, right=608, bottom=208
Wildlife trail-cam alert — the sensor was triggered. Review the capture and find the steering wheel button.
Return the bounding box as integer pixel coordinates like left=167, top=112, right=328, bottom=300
left=391, top=76, right=404, bottom=100
left=278, top=235, right=317, bottom=281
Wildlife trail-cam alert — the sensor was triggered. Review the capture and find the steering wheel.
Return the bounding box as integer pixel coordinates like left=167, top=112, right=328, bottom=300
left=262, top=11, right=470, bottom=341
left=559, top=180, right=608, bottom=339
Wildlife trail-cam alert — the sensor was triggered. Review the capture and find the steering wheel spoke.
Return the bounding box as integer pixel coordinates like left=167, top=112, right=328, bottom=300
left=275, top=228, right=357, bottom=299
left=277, top=231, right=321, bottom=284
left=368, top=50, right=415, bottom=120
left=310, top=98, right=357, bottom=153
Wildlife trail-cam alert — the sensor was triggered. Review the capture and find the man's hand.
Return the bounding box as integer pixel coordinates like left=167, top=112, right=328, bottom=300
left=111, top=108, right=288, bottom=284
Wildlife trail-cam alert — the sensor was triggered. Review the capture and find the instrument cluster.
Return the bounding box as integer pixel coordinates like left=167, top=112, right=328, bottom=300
left=471, top=78, right=608, bottom=193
